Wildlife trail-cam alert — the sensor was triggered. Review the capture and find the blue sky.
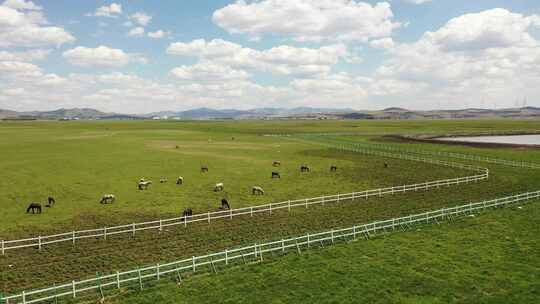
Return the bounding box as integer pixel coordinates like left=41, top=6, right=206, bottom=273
left=1, top=0, right=540, bottom=113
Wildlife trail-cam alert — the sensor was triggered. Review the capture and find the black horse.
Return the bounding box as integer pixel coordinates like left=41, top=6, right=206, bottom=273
left=201, top=165, right=209, bottom=173
left=330, top=165, right=337, bottom=172
left=181, top=208, right=193, bottom=221
left=46, top=196, right=55, bottom=207
left=221, top=199, right=230, bottom=210
left=26, top=203, right=42, bottom=214
left=384, top=163, right=389, bottom=168
left=271, top=171, right=280, bottom=179
left=300, top=165, right=310, bottom=172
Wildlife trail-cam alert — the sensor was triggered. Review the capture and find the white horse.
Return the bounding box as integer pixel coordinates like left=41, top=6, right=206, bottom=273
left=138, top=180, right=152, bottom=190
left=160, top=177, right=167, bottom=183
left=176, top=176, right=184, bottom=185
left=100, top=194, right=116, bottom=204
left=252, top=186, right=265, bottom=195
left=214, top=182, right=224, bottom=192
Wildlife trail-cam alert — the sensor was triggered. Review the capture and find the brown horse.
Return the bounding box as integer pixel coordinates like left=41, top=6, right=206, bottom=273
left=273, top=161, right=281, bottom=167
left=300, top=165, right=310, bottom=172
left=330, top=165, right=337, bottom=172
left=46, top=196, right=55, bottom=207
left=181, top=208, right=193, bottom=221
left=26, top=203, right=42, bottom=214
left=271, top=171, right=280, bottom=179
left=221, top=199, right=230, bottom=210
left=201, top=165, right=209, bottom=173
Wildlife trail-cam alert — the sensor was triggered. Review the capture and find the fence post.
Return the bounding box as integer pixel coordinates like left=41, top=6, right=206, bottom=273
left=156, top=263, right=160, bottom=280
left=331, top=230, right=334, bottom=244
left=138, top=268, right=143, bottom=290
left=38, top=235, right=41, bottom=251
left=117, top=271, right=120, bottom=289
left=250, top=206, right=253, bottom=217
left=288, top=200, right=291, bottom=212
left=72, top=231, right=75, bottom=246
left=207, top=212, right=210, bottom=224
left=103, top=227, right=107, bottom=240
left=159, top=219, right=162, bottom=232
left=307, top=233, right=310, bottom=248
left=230, top=209, right=233, bottom=220
left=192, top=256, right=196, bottom=272
left=1, top=239, right=4, bottom=255
left=305, top=198, right=308, bottom=209
left=22, top=291, right=26, bottom=304
left=353, top=225, right=356, bottom=239
left=269, top=203, right=272, bottom=214
left=225, top=249, right=228, bottom=265
left=132, top=223, right=136, bottom=236
left=72, top=280, right=76, bottom=298
left=282, top=239, right=285, bottom=253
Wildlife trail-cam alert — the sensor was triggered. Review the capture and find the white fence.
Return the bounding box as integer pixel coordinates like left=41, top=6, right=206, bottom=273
left=1, top=148, right=488, bottom=255
left=298, top=135, right=540, bottom=169
left=2, top=190, right=538, bottom=304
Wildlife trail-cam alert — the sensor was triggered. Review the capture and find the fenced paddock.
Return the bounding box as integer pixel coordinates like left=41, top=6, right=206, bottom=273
left=2, top=190, right=538, bottom=304
left=1, top=148, right=488, bottom=254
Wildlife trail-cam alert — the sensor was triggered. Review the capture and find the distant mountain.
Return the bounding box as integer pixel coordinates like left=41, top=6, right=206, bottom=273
left=1, top=106, right=539, bottom=120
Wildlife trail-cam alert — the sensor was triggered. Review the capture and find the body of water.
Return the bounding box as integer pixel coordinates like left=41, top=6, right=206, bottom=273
left=438, top=134, right=540, bottom=145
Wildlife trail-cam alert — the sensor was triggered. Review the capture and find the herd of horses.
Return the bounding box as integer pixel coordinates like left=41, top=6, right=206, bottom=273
left=26, top=160, right=389, bottom=215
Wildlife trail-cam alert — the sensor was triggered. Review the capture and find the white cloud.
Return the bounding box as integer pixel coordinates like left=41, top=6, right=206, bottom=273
left=167, top=39, right=356, bottom=77
left=2, top=0, right=41, bottom=10
left=0, top=49, right=50, bottom=61
left=212, top=0, right=400, bottom=42
left=369, top=37, right=395, bottom=49
left=170, top=62, right=250, bottom=82
left=91, top=3, right=122, bottom=18
left=0, top=4, right=75, bottom=47
left=62, top=46, right=146, bottom=67
left=127, top=26, right=144, bottom=37
left=147, top=30, right=170, bottom=39
left=404, top=0, right=432, bottom=4
left=129, top=12, right=151, bottom=26
left=371, top=8, right=540, bottom=109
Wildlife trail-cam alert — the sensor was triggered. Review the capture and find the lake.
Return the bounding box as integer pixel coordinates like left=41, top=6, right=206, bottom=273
left=438, top=134, right=540, bottom=145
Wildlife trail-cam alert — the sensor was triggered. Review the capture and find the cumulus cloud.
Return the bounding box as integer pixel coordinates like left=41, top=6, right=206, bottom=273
left=167, top=38, right=355, bottom=77
left=170, top=62, right=250, bottom=82
left=62, top=46, right=146, bottom=67
left=0, top=49, right=50, bottom=61
left=90, top=3, right=122, bottom=18
left=212, top=0, right=400, bottom=42
left=129, top=12, right=151, bottom=26
left=2, top=0, right=42, bottom=10
left=404, top=0, right=432, bottom=4
left=371, top=8, right=540, bottom=108
left=147, top=30, right=170, bottom=39
left=0, top=3, right=75, bottom=47
left=369, top=38, right=395, bottom=49
left=127, top=26, right=144, bottom=37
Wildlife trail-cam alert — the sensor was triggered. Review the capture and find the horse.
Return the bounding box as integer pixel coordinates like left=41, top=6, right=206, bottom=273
left=252, top=186, right=265, bottom=195
left=330, top=165, right=337, bottom=172
left=160, top=177, right=167, bottom=183
left=300, top=165, right=310, bottom=172
left=181, top=208, right=193, bottom=221
left=46, top=196, right=55, bottom=207
left=201, top=165, right=209, bottom=173
left=273, top=161, right=281, bottom=167
left=100, top=194, right=116, bottom=204
left=214, top=182, right=224, bottom=192
left=26, top=203, right=42, bottom=214
left=271, top=171, right=280, bottom=179
left=384, top=163, right=389, bottom=168
left=221, top=199, right=230, bottom=210
left=138, top=180, right=152, bottom=190
left=176, top=176, right=184, bottom=185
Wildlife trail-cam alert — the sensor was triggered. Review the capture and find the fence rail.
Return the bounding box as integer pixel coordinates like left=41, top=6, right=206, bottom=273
left=3, top=190, right=538, bottom=304
left=1, top=148, right=488, bottom=254
left=297, top=135, right=540, bottom=170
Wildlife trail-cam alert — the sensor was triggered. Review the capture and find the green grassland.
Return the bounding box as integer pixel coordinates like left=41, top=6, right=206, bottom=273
left=0, top=119, right=539, bottom=302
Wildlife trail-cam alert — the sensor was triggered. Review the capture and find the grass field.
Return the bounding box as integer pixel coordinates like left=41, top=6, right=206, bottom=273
left=0, top=119, right=539, bottom=302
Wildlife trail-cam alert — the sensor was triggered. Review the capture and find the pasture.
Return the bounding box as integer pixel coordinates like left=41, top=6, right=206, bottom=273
left=0, top=119, right=539, bottom=303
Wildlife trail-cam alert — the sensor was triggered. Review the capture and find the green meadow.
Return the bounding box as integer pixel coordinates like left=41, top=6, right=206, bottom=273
left=0, top=119, right=539, bottom=302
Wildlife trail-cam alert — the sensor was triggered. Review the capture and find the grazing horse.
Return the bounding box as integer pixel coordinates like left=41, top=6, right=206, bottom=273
left=330, top=165, right=337, bottom=172
left=252, top=186, right=265, bottom=195
left=181, top=208, right=193, bottom=221
left=221, top=199, right=230, bottom=210
left=201, top=165, right=209, bottom=173
left=273, top=161, right=281, bottom=167
left=176, top=176, right=184, bottom=185
left=271, top=171, right=280, bottom=179
left=46, top=196, right=55, bottom=207
left=100, top=194, right=116, bottom=204
left=26, top=203, right=42, bottom=214
left=160, top=177, right=167, bottom=183
left=384, top=163, right=388, bottom=168
left=138, top=180, right=152, bottom=190
left=300, top=165, right=310, bottom=172
left=214, top=182, right=224, bottom=192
